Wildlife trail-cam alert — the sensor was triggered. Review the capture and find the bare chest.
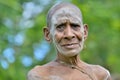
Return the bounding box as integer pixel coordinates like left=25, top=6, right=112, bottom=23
left=45, top=70, right=95, bottom=80
left=43, top=75, right=93, bottom=80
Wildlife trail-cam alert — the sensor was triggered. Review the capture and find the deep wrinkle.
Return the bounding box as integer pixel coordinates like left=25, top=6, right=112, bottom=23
left=53, top=12, right=82, bottom=29
left=52, top=21, right=84, bottom=57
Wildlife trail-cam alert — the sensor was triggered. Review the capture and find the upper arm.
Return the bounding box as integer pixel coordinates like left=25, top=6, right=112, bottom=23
left=106, top=70, right=112, bottom=80
left=92, top=65, right=112, bottom=80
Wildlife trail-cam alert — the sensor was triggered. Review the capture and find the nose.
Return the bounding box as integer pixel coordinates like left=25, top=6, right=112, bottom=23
left=64, top=24, right=75, bottom=40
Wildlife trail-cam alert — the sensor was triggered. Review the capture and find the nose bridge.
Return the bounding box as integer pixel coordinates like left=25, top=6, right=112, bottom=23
left=66, top=24, right=72, bottom=34
left=64, top=24, right=74, bottom=38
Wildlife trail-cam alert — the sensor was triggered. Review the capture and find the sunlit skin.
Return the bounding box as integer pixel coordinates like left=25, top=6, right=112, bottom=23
left=27, top=3, right=112, bottom=80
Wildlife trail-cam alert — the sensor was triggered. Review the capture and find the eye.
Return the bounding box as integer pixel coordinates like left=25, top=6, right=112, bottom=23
left=56, top=24, right=65, bottom=32
left=71, top=23, right=80, bottom=30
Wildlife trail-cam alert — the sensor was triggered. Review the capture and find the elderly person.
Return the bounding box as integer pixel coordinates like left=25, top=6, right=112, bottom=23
left=27, top=2, right=111, bottom=80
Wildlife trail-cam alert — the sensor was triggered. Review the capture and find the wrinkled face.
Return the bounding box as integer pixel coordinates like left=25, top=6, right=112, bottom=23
left=49, top=7, right=87, bottom=57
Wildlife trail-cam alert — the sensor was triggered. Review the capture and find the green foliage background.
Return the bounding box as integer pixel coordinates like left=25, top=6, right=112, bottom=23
left=0, top=0, right=120, bottom=80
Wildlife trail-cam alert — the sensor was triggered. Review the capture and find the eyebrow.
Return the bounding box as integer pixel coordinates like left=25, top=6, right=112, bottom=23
left=54, top=20, right=81, bottom=27
left=54, top=22, right=66, bottom=27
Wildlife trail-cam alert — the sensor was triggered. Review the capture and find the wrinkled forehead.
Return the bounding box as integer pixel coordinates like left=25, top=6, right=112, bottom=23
left=51, top=7, right=83, bottom=25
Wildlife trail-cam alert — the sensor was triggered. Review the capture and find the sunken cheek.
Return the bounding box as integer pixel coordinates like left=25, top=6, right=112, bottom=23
left=76, top=32, right=83, bottom=41
left=54, top=32, right=63, bottom=43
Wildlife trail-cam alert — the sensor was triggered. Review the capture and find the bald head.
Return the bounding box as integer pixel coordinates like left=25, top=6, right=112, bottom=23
left=47, top=2, right=83, bottom=28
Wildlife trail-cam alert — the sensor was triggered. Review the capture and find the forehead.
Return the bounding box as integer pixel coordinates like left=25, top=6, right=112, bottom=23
left=51, top=7, right=82, bottom=25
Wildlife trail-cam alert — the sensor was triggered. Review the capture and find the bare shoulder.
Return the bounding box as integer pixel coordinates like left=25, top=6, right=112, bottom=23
left=27, top=65, right=51, bottom=80
left=27, top=66, right=42, bottom=80
left=89, top=64, right=111, bottom=80
left=27, top=62, right=58, bottom=80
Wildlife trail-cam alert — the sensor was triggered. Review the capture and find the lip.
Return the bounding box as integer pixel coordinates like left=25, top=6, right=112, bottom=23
left=61, top=43, right=79, bottom=49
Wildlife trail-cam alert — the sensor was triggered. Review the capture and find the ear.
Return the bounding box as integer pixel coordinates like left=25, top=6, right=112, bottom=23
left=43, top=27, right=52, bottom=42
left=83, top=24, right=88, bottom=40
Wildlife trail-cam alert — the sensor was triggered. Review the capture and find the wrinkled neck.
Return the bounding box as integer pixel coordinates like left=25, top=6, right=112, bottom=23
left=56, top=53, right=81, bottom=66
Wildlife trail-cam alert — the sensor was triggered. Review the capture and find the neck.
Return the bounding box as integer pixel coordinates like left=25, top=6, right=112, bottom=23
left=56, top=53, right=81, bottom=66
left=55, top=53, right=95, bottom=80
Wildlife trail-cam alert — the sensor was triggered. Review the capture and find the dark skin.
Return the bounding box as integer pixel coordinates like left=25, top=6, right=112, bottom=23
left=27, top=3, right=112, bottom=80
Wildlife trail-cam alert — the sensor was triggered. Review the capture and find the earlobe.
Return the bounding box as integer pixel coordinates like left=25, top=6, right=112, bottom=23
left=43, top=27, right=51, bottom=42
left=83, top=24, right=88, bottom=40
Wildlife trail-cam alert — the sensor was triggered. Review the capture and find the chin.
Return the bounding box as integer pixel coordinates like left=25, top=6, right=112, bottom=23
left=56, top=45, right=83, bottom=57
left=60, top=49, right=82, bottom=57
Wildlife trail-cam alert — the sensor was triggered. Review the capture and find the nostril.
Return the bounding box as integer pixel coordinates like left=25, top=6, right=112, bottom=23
left=64, top=35, right=75, bottom=40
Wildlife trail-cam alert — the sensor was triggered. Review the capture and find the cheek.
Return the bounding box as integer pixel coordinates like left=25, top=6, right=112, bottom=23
left=76, top=31, right=83, bottom=41
left=53, top=32, right=62, bottom=44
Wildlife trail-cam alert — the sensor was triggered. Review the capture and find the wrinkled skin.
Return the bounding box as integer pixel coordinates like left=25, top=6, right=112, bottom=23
left=27, top=3, right=112, bottom=80
left=50, top=7, right=87, bottom=57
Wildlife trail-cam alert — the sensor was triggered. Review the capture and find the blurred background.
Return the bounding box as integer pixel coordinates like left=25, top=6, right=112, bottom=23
left=0, top=0, right=120, bottom=80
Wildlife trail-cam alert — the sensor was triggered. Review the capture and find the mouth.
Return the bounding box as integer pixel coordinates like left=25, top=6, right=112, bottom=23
left=61, top=43, right=79, bottom=49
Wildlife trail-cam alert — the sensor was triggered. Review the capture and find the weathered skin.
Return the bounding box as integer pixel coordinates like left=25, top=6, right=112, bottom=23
left=28, top=60, right=111, bottom=80
left=27, top=2, right=112, bottom=80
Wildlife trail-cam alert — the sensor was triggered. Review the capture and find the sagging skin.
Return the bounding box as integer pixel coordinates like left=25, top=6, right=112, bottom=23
left=27, top=2, right=112, bottom=80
